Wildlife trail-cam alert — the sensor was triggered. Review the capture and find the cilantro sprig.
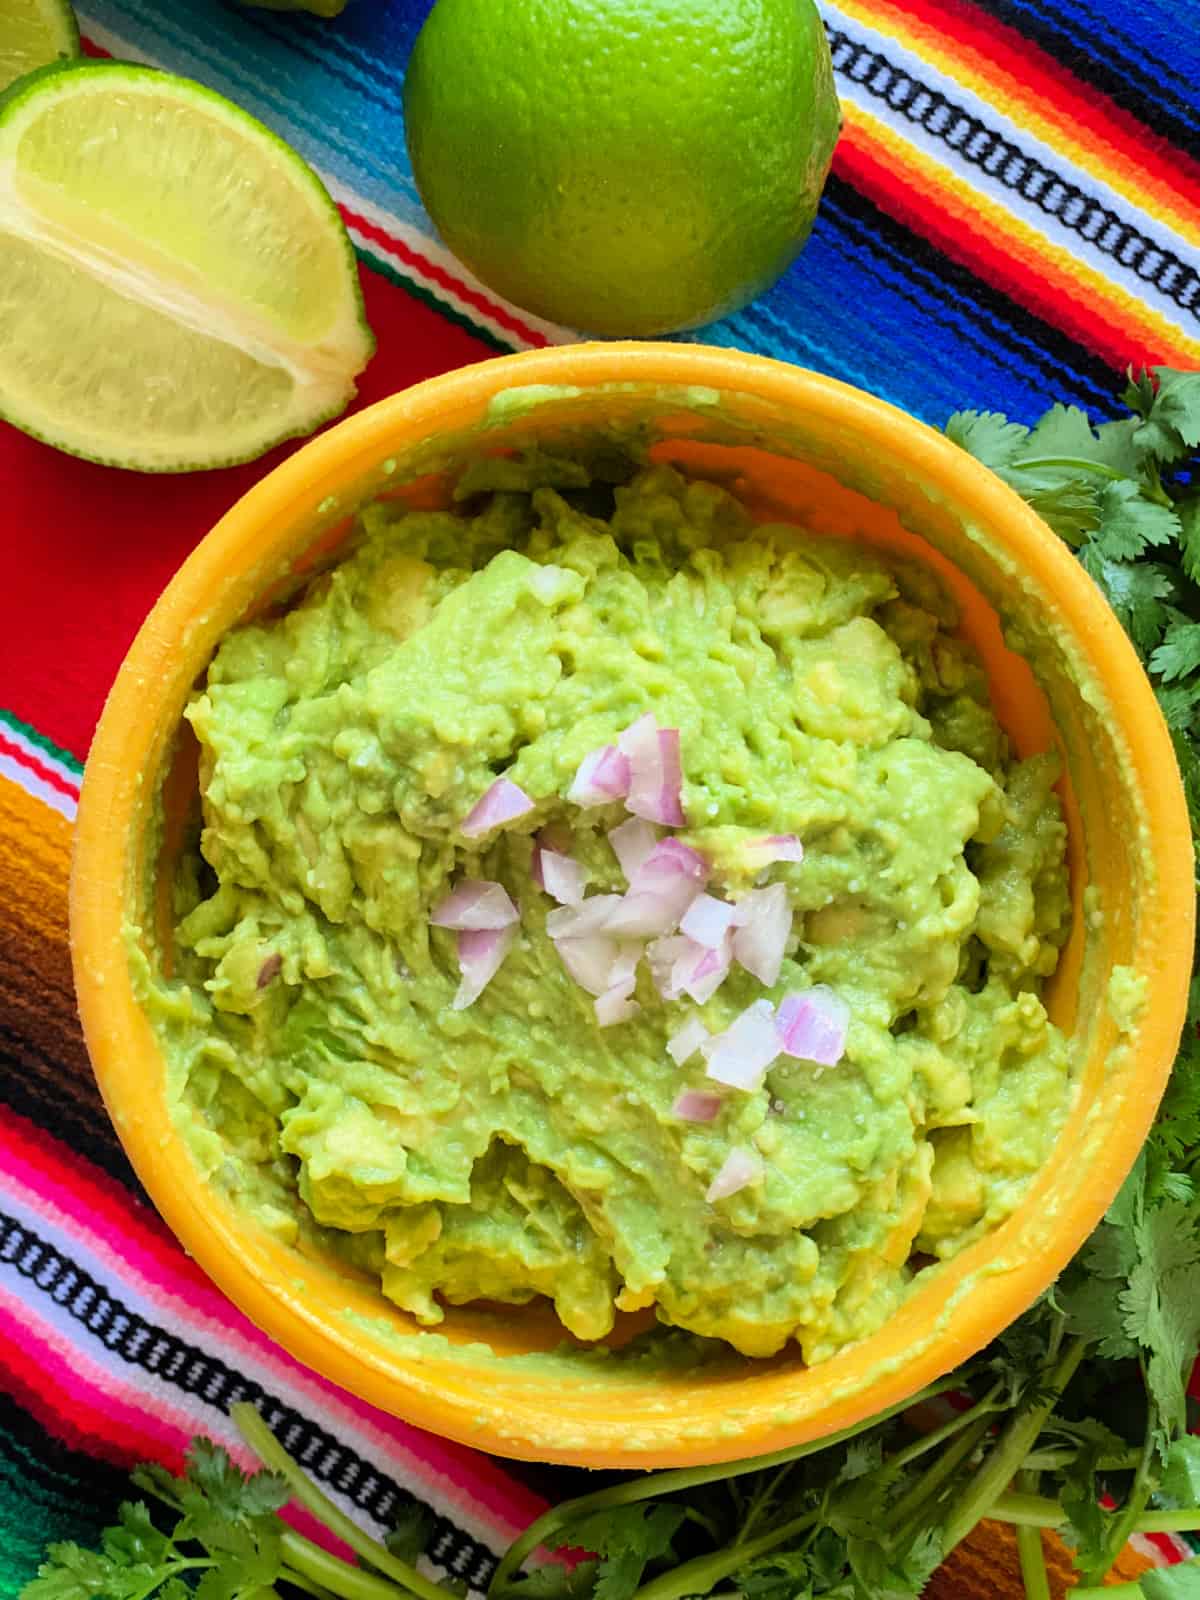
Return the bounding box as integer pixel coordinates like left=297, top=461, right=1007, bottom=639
left=22, top=368, right=1200, bottom=1600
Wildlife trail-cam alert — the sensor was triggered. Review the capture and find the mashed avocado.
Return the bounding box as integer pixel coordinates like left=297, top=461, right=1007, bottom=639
left=147, top=455, right=1073, bottom=1363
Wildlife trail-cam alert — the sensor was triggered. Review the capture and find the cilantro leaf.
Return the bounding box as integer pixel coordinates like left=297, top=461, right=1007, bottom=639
left=385, top=1500, right=437, bottom=1565
left=1021, top=402, right=1141, bottom=476
left=22, top=1545, right=123, bottom=1600
left=1081, top=554, right=1174, bottom=652
left=565, top=1505, right=686, bottom=1600
left=735, top=1552, right=819, bottom=1599
left=1093, top=479, right=1181, bottom=561
left=945, top=409, right=1031, bottom=471
left=1159, top=1436, right=1200, bottom=1507
left=1148, top=369, right=1200, bottom=452
left=1151, top=619, right=1200, bottom=683
left=1142, top=1561, right=1200, bottom=1599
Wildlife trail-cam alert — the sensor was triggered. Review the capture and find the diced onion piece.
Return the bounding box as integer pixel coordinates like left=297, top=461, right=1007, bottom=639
left=552, top=936, right=616, bottom=995
left=609, top=942, right=642, bottom=991
left=608, top=816, right=659, bottom=882
left=621, top=716, right=686, bottom=826
left=647, top=935, right=692, bottom=1000
left=431, top=879, right=519, bottom=931
left=672, top=1089, right=722, bottom=1123
left=546, top=895, right=622, bottom=940
left=538, top=847, right=588, bottom=907
left=706, top=1145, right=763, bottom=1202
left=776, top=986, right=850, bottom=1066
left=629, top=837, right=709, bottom=892
left=676, top=937, right=732, bottom=1004
left=680, top=893, right=736, bottom=949
left=453, top=926, right=515, bottom=1010
left=462, top=777, right=535, bottom=837
left=568, top=744, right=631, bottom=807
left=704, top=999, right=781, bottom=1090
left=606, top=839, right=709, bottom=937
left=595, top=981, right=640, bottom=1027
left=668, top=1016, right=711, bottom=1065
left=731, top=882, right=792, bottom=987
left=744, top=833, right=805, bottom=869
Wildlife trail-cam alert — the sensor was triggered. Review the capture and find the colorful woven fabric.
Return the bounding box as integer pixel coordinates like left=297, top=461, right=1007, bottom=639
left=1, top=1, right=1198, bottom=1595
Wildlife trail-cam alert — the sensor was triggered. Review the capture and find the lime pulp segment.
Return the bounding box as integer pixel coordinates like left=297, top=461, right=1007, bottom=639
left=0, top=61, right=374, bottom=471
left=0, top=0, right=78, bottom=94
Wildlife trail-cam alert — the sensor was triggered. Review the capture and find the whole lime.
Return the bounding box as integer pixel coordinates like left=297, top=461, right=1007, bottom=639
left=403, top=0, right=841, bottom=337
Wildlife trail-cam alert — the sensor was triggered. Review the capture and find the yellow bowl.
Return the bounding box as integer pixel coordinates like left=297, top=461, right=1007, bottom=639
left=71, top=343, right=1193, bottom=1468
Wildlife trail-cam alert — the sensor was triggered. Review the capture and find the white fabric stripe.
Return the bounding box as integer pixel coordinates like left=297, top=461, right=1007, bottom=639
left=823, top=2, right=1200, bottom=342
left=0, top=1175, right=516, bottom=1555
left=331, top=180, right=576, bottom=350
left=0, top=715, right=81, bottom=792
left=0, top=753, right=77, bottom=822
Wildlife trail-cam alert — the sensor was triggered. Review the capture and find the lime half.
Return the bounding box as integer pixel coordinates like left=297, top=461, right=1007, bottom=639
left=0, top=0, right=78, bottom=94
left=0, top=61, right=374, bottom=471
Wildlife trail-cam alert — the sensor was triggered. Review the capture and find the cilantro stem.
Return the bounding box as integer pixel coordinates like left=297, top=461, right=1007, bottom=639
left=280, top=1530, right=413, bottom=1600
left=940, top=1335, right=1089, bottom=1554
left=886, top=1385, right=1005, bottom=1477
left=887, top=1388, right=1003, bottom=1542
left=1084, top=1409, right=1157, bottom=1586
left=631, top=1511, right=818, bottom=1600
left=1015, top=1469, right=1051, bottom=1600
left=231, top=1403, right=446, bottom=1600
left=988, top=1492, right=1200, bottom=1536
left=1021, top=1448, right=1141, bottom=1473
left=1011, top=456, right=1128, bottom=481
left=487, top=1377, right=961, bottom=1595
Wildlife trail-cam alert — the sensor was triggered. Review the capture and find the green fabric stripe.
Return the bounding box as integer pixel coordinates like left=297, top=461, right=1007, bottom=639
left=0, top=708, right=83, bottom=779
left=354, top=244, right=515, bottom=357
left=0, top=1427, right=123, bottom=1594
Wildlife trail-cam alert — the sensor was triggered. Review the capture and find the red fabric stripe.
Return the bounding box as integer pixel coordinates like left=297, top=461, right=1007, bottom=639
left=884, top=0, right=1200, bottom=209
left=0, top=263, right=494, bottom=766
left=0, top=732, right=78, bottom=800
left=341, top=206, right=553, bottom=349
left=833, top=129, right=1177, bottom=373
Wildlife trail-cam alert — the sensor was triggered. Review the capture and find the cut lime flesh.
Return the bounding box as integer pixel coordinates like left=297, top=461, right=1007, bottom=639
left=0, top=61, right=373, bottom=472
left=0, top=0, right=79, bottom=95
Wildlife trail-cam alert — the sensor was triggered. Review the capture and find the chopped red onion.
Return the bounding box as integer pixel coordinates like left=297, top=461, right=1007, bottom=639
left=629, top=837, right=709, bottom=892
left=256, top=953, right=282, bottom=989
left=704, top=999, right=781, bottom=1090
left=744, top=833, right=805, bottom=869
left=545, top=894, right=623, bottom=940
left=676, top=937, right=732, bottom=1004
left=608, top=816, right=659, bottom=882
left=647, top=935, right=693, bottom=1000
left=595, top=980, right=640, bottom=1027
left=679, top=893, right=736, bottom=949
left=667, top=1016, right=711, bottom=1065
left=776, top=986, right=850, bottom=1066
left=621, top=716, right=686, bottom=827
left=537, top=847, right=588, bottom=907
left=431, top=879, right=519, bottom=931
left=568, top=744, right=631, bottom=807
left=731, top=882, right=792, bottom=987
left=705, top=1145, right=762, bottom=1202
left=453, top=926, right=515, bottom=1010
left=554, top=934, right=623, bottom=996
left=672, top=1089, right=722, bottom=1123
left=461, top=777, right=534, bottom=837
left=608, top=941, right=643, bottom=991
left=605, top=839, right=710, bottom=938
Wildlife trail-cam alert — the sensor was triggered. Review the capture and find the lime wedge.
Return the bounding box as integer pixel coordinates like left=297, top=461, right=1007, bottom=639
left=0, top=61, right=374, bottom=471
left=0, top=0, right=78, bottom=94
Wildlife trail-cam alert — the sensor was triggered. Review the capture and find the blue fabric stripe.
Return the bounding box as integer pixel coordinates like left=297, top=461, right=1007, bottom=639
left=689, top=187, right=1119, bottom=431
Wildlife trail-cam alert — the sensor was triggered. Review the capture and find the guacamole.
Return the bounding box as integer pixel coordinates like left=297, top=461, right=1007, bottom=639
left=151, top=455, right=1073, bottom=1363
